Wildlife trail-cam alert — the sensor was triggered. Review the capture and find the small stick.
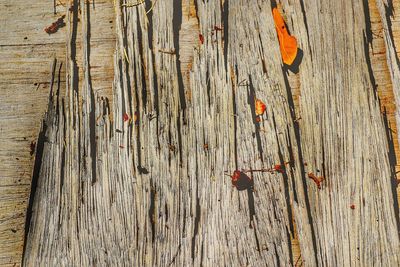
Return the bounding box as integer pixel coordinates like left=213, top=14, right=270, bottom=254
left=238, top=79, right=249, bottom=87
left=124, top=48, right=130, bottom=64
left=294, top=117, right=302, bottom=122
left=158, top=49, right=176, bottom=55
left=121, top=0, right=145, bottom=7
left=242, top=169, right=270, bottom=173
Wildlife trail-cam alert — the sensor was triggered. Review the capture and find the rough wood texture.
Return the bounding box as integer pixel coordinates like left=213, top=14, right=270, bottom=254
left=1, top=0, right=400, bottom=266
left=0, top=0, right=115, bottom=265
left=23, top=0, right=310, bottom=265
left=287, top=0, right=400, bottom=265
left=376, top=0, right=400, bottom=148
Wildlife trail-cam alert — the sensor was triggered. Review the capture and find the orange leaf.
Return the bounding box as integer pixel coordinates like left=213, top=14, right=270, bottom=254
left=272, top=8, right=298, bottom=65
left=255, top=99, right=266, bottom=116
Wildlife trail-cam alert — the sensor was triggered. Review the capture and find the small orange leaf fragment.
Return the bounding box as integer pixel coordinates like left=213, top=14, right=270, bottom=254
left=255, top=99, right=266, bottom=116
left=273, top=164, right=285, bottom=173
left=272, top=8, right=298, bottom=65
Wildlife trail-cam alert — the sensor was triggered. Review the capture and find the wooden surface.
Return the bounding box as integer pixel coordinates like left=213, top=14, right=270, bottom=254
left=1, top=0, right=400, bottom=266
left=0, top=0, right=115, bottom=265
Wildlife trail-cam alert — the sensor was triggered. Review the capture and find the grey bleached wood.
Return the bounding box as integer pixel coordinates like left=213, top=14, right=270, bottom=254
left=22, top=0, right=400, bottom=266
left=284, top=0, right=400, bottom=266
left=23, top=0, right=312, bottom=266
left=0, top=0, right=117, bottom=263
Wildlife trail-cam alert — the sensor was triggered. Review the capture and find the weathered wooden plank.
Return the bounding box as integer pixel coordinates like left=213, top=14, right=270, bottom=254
left=375, top=0, right=400, bottom=156
left=0, top=0, right=116, bottom=265
left=284, top=0, right=400, bottom=265
left=23, top=0, right=311, bottom=265
left=2, top=0, right=400, bottom=266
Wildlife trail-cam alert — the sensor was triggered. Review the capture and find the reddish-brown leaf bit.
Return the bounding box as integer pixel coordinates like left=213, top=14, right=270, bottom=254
left=203, top=143, right=209, bottom=150
left=123, top=113, right=130, bottom=122
left=199, top=34, right=204, bottom=44
left=30, top=141, right=36, bottom=156
left=44, top=15, right=66, bottom=34
left=273, top=164, right=285, bottom=173
left=214, top=25, right=223, bottom=31
left=308, top=172, right=324, bottom=189
left=119, top=145, right=124, bottom=149
left=229, top=170, right=254, bottom=191
left=350, top=204, right=355, bottom=210
left=255, top=116, right=261, bottom=123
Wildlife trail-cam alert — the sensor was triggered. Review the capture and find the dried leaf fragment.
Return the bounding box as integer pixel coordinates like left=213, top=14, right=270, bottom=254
left=273, top=164, right=285, bottom=173
left=199, top=34, right=204, bottom=44
left=272, top=8, right=298, bottom=65
left=255, top=99, right=266, bottom=116
left=123, top=113, right=130, bottom=122
left=308, top=172, right=324, bottom=189
left=44, top=15, right=66, bottom=34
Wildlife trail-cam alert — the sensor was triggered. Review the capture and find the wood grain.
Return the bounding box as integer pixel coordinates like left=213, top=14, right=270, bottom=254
left=0, top=0, right=115, bottom=266
left=1, top=0, right=400, bottom=266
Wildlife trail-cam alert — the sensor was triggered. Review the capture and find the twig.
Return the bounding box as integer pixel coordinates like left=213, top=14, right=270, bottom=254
left=238, top=79, right=249, bottom=87
left=124, top=48, right=130, bottom=64
left=121, top=0, right=145, bottom=7
left=158, top=49, right=176, bottom=55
